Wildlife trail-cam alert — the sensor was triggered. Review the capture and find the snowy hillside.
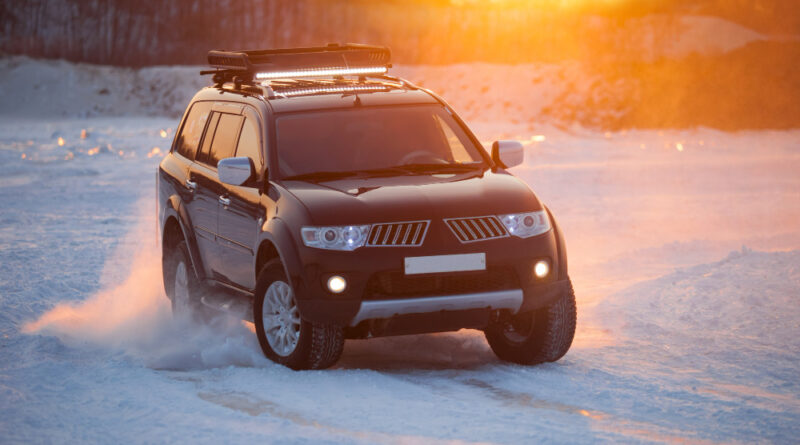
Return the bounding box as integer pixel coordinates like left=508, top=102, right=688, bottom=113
left=3, top=20, right=798, bottom=132
left=0, top=57, right=599, bottom=125
left=1, top=57, right=799, bottom=442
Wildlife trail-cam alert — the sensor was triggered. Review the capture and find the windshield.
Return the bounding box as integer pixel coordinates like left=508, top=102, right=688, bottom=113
left=276, top=105, right=487, bottom=179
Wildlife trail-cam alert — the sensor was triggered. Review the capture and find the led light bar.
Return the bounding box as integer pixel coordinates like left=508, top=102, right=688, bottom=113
left=276, top=84, right=389, bottom=97
left=255, top=66, right=387, bottom=80
left=207, top=44, right=391, bottom=78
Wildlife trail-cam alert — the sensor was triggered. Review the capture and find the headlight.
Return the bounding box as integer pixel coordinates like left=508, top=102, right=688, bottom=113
left=498, top=210, right=551, bottom=239
left=301, top=225, right=371, bottom=251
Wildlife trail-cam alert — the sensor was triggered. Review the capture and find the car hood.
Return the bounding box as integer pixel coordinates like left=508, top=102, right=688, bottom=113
left=282, top=170, right=542, bottom=225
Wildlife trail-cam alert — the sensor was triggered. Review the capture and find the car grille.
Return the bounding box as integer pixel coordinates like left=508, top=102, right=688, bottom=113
left=364, top=267, right=519, bottom=299
left=367, top=221, right=429, bottom=247
left=445, top=216, right=508, bottom=243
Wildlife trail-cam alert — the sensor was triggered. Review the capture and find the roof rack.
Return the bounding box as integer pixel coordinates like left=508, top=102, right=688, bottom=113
left=204, top=43, right=391, bottom=82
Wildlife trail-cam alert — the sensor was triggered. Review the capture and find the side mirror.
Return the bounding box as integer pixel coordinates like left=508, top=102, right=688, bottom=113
left=491, top=140, right=524, bottom=169
left=218, top=157, right=253, bottom=186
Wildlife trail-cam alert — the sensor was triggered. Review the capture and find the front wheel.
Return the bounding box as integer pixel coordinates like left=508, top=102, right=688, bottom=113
left=485, top=280, right=577, bottom=365
left=254, top=259, right=344, bottom=370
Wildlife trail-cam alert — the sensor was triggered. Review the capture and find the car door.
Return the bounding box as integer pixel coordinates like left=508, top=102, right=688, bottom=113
left=161, top=101, right=212, bottom=226
left=217, top=108, right=265, bottom=291
left=188, top=103, right=245, bottom=278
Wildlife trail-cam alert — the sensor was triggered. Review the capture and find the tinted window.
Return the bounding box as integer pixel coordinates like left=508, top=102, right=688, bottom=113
left=209, top=113, right=244, bottom=167
left=175, top=102, right=212, bottom=159
left=276, top=105, right=485, bottom=178
left=196, top=112, right=220, bottom=165
left=235, top=117, right=263, bottom=174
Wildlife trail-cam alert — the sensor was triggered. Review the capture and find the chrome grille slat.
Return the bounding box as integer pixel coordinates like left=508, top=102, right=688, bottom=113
left=477, top=218, right=493, bottom=237
left=392, top=225, right=403, bottom=244
left=370, top=225, right=383, bottom=244
left=467, top=219, right=484, bottom=239
left=479, top=219, right=491, bottom=237
left=445, top=216, right=509, bottom=243
left=401, top=225, right=411, bottom=244
left=449, top=220, right=468, bottom=240
left=488, top=217, right=505, bottom=236
left=460, top=219, right=478, bottom=240
left=381, top=225, right=393, bottom=244
left=367, top=221, right=429, bottom=247
left=411, top=223, right=423, bottom=244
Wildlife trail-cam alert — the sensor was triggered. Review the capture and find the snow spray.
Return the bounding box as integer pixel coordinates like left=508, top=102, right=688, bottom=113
left=22, top=198, right=269, bottom=370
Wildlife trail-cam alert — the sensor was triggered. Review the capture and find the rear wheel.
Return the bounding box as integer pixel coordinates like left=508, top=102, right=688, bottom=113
left=163, top=240, right=212, bottom=321
left=254, top=259, right=344, bottom=370
left=485, top=280, right=577, bottom=365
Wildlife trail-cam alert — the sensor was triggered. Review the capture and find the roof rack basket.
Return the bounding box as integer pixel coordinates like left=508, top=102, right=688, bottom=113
left=206, top=43, right=391, bottom=80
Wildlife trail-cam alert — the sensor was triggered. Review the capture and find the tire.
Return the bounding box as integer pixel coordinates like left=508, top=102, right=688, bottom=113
left=254, top=259, right=344, bottom=370
left=163, top=240, right=213, bottom=322
left=485, top=280, right=577, bottom=365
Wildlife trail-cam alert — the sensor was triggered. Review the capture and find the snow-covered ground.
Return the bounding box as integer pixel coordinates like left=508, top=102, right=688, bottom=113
left=1, top=65, right=800, bottom=442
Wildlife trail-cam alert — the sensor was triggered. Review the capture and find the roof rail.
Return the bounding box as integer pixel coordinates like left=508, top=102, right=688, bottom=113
left=206, top=43, right=391, bottom=80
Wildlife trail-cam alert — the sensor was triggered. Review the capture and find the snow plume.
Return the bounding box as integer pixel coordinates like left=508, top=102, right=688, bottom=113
left=22, top=198, right=269, bottom=370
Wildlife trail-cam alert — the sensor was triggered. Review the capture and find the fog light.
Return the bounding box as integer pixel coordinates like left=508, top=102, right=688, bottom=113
left=534, top=260, right=550, bottom=279
left=327, top=275, right=347, bottom=293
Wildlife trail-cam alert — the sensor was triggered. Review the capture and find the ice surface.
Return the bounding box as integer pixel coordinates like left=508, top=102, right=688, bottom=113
left=1, top=58, right=799, bottom=443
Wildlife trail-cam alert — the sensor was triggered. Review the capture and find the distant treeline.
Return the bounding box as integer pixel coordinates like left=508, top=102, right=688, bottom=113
left=0, top=0, right=797, bottom=66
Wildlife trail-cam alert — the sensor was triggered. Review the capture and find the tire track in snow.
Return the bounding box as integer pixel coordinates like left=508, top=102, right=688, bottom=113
left=456, top=377, right=727, bottom=444
left=195, top=390, right=485, bottom=444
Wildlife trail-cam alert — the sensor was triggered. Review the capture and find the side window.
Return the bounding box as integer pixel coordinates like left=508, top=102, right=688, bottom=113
left=195, top=112, right=220, bottom=165
left=235, top=116, right=263, bottom=176
left=175, top=102, right=212, bottom=159
left=208, top=113, right=244, bottom=167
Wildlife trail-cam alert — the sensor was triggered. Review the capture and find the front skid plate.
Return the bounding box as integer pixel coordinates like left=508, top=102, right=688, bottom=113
left=350, top=289, right=523, bottom=326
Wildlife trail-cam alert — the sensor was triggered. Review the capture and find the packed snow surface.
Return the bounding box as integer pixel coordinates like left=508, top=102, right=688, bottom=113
left=1, top=62, right=800, bottom=443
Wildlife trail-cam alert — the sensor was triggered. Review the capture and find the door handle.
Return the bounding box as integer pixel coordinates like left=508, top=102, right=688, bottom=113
left=185, top=179, right=197, bottom=190
left=219, top=196, right=231, bottom=206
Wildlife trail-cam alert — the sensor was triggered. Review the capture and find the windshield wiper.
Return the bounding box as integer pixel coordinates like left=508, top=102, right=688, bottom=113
left=282, top=170, right=361, bottom=181
left=283, top=167, right=409, bottom=182
left=283, top=164, right=483, bottom=182
left=395, top=163, right=485, bottom=173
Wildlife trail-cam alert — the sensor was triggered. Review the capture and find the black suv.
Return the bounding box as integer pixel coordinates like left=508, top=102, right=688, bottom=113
left=157, top=44, right=576, bottom=370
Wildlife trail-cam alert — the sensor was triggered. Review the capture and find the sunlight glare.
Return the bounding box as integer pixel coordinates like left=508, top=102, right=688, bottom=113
left=449, top=0, right=625, bottom=10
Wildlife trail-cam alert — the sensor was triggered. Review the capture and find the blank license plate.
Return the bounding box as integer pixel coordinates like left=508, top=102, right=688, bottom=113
left=404, top=253, right=486, bottom=275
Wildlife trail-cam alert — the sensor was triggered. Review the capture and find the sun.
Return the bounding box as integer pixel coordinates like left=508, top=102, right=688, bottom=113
left=449, top=0, right=626, bottom=9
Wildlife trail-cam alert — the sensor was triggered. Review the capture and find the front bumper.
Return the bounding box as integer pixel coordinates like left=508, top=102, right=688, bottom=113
left=294, top=227, right=567, bottom=326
